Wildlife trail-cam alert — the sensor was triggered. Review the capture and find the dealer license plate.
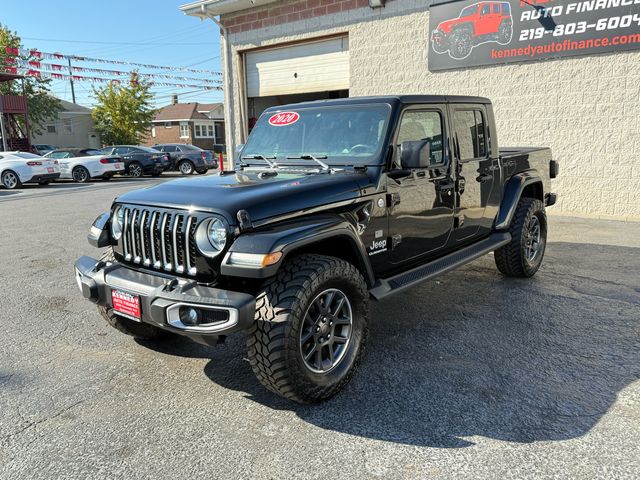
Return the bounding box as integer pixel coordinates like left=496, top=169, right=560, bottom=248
left=47, top=167, right=54, bottom=173
left=111, top=289, right=141, bottom=321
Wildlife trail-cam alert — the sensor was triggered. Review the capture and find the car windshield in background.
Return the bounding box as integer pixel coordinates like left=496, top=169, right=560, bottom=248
left=242, top=104, right=391, bottom=165
left=14, top=152, right=42, bottom=159
left=136, top=146, right=161, bottom=153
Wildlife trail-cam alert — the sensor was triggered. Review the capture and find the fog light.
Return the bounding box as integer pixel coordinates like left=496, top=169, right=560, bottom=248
left=180, top=307, right=200, bottom=326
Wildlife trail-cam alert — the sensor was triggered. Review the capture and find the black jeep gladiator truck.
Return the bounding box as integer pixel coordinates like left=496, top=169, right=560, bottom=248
left=75, top=96, right=558, bottom=403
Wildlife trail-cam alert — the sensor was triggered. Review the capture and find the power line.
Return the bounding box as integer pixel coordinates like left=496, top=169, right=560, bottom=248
left=22, top=37, right=212, bottom=46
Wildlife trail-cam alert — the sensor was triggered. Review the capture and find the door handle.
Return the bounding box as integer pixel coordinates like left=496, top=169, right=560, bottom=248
left=476, top=173, right=492, bottom=183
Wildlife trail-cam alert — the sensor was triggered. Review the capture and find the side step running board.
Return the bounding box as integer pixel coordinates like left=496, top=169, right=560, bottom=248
left=369, top=232, right=511, bottom=300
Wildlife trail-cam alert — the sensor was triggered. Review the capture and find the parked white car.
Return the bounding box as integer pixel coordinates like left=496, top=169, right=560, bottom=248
left=44, top=148, right=125, bottom=182
left=0, top=151, right=60, bottom=189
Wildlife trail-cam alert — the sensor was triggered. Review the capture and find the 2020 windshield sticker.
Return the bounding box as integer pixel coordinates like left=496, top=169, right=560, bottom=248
left=268, top=111, right=300, bottom=126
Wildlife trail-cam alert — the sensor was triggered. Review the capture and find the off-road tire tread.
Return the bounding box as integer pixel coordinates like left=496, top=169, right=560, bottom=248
left=494, top=197, right=546, bottom=277
left=247, top=254, right=369, bottom=404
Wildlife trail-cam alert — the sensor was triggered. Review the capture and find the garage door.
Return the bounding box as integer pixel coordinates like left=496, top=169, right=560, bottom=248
left=245, top=36, right=349, bottom=97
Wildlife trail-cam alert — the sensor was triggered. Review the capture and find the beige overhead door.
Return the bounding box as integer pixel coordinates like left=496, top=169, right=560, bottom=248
left=245, top=36, right=349, bottom=97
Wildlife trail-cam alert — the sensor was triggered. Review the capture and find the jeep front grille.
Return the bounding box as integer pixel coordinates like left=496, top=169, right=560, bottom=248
left=120, top=206, right=198, bottom=276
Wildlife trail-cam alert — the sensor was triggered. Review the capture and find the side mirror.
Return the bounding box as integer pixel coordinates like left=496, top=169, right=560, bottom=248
left=400, top=140, right=431, bottom=169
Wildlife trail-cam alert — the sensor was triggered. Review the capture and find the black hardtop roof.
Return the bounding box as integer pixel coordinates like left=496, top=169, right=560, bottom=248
left=264, top=95, right=491, bottom=113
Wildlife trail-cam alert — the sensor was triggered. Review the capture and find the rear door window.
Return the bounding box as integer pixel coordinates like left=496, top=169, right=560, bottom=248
left=114, top=147, right=130, bottom=155
left=454, top=109, right=487, bottom=160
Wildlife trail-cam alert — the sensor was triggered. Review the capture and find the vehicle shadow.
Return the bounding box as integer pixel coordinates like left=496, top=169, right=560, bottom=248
left=146, top=241, right=640, bottom=447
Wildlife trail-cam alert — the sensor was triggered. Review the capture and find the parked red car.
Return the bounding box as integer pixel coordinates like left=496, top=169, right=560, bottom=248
left=431, top=1, right=513, bottom=59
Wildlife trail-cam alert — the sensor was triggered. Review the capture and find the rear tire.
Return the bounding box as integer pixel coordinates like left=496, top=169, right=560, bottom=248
left=72, top=166, right=90, bottom=183
left=1, top=170, right=22, bottom=189
left=96, top=250, right=168, bottom=340
left=101, top=175, right=112, bottom=181
left=196, top=168, right=208, bottom=175
left=494, top=197, right=547, bottom=278
left=247, top=254, right=369, bottom=403
left=498, top=21, right=513, bottom=44
left=38, top=180, right=51, bottom=186
left=178, top=160, right=195, bottom=175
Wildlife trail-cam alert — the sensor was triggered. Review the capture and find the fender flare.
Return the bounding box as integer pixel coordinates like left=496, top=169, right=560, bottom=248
left=220, top=214, right=375, bottom=285
left=495, top=171, right=542, bottom=230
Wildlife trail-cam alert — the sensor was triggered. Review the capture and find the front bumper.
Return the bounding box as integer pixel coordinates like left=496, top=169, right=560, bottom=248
left=74, top=255, right=256, bottom=343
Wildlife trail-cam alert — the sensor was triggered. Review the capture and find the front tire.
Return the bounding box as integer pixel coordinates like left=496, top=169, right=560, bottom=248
left=1, top=170, right=22, bottom=189
left=247, top=254, right=369, bottom=403
left=449, top=28, right=473, bottom=59
left=96, top=250, right=168, bottom=340
left=72, top=166, right=90, bottom=183
left=195, top=168, right=208, bottom=175
left=127, top=161, right=143, bottom=178
left=494, top=197, right=547, bottom=277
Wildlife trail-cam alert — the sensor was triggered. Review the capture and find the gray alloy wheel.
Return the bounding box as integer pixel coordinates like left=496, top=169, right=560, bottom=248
left=72, top=166, right=90, bottom=183
left=128, top=162, right=143, bottom=178
left=179, top=160, right=195, bottom=175
left=524, top=214, right=543, bottom=264
left=1, top=170, right=21, bottom=189
left=299, top=288, right=353, bottom=374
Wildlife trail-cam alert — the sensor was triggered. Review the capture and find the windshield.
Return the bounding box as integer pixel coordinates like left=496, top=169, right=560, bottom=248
left=135, top=146, right=161, bottom=153
left=242, top=104, right=391, bottom=165
left=461, top=5, right=478, bottom=17
left=180, top=144, right=202, bottom=151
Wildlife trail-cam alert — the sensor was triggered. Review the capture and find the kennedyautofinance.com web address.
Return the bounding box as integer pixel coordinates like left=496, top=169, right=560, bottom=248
left=491, top=33, right=640, bottom=59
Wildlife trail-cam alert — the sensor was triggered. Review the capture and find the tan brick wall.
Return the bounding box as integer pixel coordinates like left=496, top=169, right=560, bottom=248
left=222, top=0, right=640, bottom=220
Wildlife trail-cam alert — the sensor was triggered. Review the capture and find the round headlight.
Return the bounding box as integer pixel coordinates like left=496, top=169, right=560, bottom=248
left=111, top=206, right=124, bottom=240
left=195, top=217, right=227, bottom=257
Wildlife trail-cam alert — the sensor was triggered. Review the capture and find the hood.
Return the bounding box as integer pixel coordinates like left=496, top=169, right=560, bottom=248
left=115, top=169, right=368, bottom=224
left=437, top=18, right=461, bottom=33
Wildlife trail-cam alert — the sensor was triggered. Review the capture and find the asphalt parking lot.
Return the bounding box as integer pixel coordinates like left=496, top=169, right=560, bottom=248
left=1, top=175, right=638, bottom=479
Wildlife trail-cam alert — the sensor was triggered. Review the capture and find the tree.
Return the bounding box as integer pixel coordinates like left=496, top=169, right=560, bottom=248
left=92, top=74, right=156, bottom=145
left=0, top=24, right=61, bottom=135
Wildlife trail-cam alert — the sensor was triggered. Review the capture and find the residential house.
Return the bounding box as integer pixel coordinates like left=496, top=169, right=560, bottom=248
left=34, top=98, right=101, bottom=149
left=147, top=99, right=225, bottom=150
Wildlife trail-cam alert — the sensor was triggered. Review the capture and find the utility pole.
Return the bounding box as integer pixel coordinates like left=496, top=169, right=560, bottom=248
left=67, top=57, right=76, bottom=104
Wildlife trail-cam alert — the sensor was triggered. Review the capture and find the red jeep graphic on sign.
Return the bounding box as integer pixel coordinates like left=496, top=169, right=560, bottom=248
left=431, top=1, right=513, bottom=59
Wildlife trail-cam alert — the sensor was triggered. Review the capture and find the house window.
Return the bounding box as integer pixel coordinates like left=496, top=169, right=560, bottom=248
left=179, top=122, right=189, bottom=138
left=194, top=124, right=215, bottom=138
left=164, top=122, right=172, bottom=128
left=46, top=125, right=56, bottom=134
left=151, top=127, right=156, bottom=138
left=63, top=119, right=73, bottom=134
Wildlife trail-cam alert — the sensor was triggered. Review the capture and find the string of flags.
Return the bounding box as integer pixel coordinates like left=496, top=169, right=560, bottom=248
left=4, top=47, right=222, bottom=76
left=6, top=58, right=222, bottom=84
left=3, top=66, right=223, bottom=90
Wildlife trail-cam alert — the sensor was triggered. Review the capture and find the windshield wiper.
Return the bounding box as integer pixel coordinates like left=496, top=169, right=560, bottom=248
left=241, top=154, right=277, bottom=169
left=286, top=154, right=330, bottom=171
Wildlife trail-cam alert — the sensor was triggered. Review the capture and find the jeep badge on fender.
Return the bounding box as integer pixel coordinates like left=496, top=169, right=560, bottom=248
left=74, top=95, right=557, bottom=404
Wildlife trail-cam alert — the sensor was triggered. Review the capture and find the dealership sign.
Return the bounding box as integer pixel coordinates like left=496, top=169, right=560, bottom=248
left=428, top=0, right=640, bottom=71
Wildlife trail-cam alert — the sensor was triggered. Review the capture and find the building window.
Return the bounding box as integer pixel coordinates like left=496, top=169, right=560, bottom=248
left=179, top=122, right=189, bottom=138
left=194, top=123, right=215, bottom=138
left=46, top=125, right=56, bottom=134
left=63, top=118, right=73, bottom=134
left=151, top=127, right=156, bottom=138
left=164, top=122, right=172, bottom=128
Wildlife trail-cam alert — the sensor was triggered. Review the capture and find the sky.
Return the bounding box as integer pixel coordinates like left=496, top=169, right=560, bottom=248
left=2, top=0, right=223, bottom=108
